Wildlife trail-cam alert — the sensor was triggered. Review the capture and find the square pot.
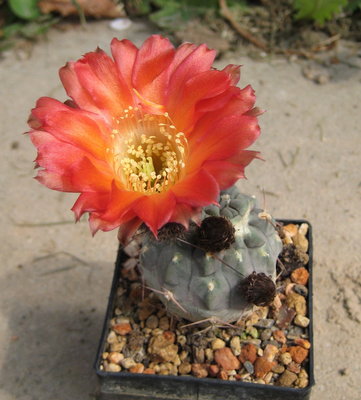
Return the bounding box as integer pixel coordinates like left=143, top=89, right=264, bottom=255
left=94, top=220, right=314, bottom=400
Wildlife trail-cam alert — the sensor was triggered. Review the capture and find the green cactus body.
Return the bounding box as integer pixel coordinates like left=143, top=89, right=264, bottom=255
left=140, top=186, right=283, bottom=323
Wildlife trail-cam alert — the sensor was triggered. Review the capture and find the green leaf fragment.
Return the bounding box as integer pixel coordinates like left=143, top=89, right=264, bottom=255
left=293, top=0, right=348, bottom=24
left=8, top=0, right=41, bottom=20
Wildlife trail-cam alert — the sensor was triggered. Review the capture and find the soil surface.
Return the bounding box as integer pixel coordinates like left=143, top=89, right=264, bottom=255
left=0, top=19, right=360, bottom=400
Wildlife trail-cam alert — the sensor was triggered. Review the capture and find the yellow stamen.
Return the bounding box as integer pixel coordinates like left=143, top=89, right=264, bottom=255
left=109, top=108, right=188, bottom=194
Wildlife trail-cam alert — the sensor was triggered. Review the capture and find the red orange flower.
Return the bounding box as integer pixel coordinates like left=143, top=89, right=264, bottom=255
left=28, top=35, right=261, bottom=243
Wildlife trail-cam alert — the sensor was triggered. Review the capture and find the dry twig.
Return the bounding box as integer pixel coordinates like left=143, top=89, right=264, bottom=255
left=219, top=0, right=268, bottom=51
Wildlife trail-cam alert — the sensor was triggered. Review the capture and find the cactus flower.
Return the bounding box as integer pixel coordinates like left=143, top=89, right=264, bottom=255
left=28, top=35, right=261, bottom=242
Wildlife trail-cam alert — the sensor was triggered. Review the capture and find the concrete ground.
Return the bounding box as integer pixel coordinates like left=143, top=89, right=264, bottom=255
left=0, top=19, right=360, bottom=400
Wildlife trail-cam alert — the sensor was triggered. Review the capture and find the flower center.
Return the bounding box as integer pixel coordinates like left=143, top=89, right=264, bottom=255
left=109, top=107, right=188, bottom=194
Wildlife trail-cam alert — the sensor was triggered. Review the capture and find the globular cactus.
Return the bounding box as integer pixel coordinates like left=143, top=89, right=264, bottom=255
left=140, top=186, right=283, bottom=323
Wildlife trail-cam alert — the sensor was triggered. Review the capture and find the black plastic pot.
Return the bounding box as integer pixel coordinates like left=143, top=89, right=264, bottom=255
left=95, top=220, right=314, bottom=400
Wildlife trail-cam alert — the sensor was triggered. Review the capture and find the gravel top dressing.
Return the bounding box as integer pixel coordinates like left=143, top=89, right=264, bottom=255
left=99, top=222, right=312, bottom=389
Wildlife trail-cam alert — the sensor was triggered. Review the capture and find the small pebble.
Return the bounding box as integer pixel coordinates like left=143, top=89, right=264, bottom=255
left=283, top=224, right=298, bottom=237
left=106, top=331, right=118, bottom=344
left=273, top=330, right=287, bottom=344
left=272, top=363, right=285, bottom=374
left=279, top=352, right=293, bottom=365
left=264, top=371, right=273, bottom=384
left=113, top=322, right=132, bottom=336
left=275, top=304, right=296, bottom=329
left=173, top=355, right=181, bottom=366
left=294, top=314, right=310, bottom=328
left=296, top=368, right=309, bottom=388
left=214, top=347, right=240, bottom=370
left=247, top=327, right=259, bottom=339
left=192, top=363, right=208, bottom=378
left=193, top=348, right=205, bottom=364
left=260, top=329, right=272, bottom=341
left=159, top=316, right=170, bottom=330
left=151, top=328, right=164, bottom=336
left=243, top=360, right=254, bottom=374
left=239, top=343, right=258, bottom=364
left=105, top=362, right=121, bottom=372
left=211, top=338, right=226, bottom=350
left=146, top=315, right=159, bottom=329
left=217, top=370, right=228, bottom=380
left=227, top=369, right=237, bottom=376
left=205, top=348, right=214, bottom=362
left=129, top=363, right=145, bottom=374
left=110, top=341, right=125, bottom=352
left=208, top=364, right=219, bottom=377
left=278, top=370, right=298, bottom=387
left=294, top=231, right=309, bottom=253
left=177, top=335, right=187, bottom=346
left=121, top=357, right=136, bottom=369
left=254, top=319, right=275, bottom=329
left=254, top=357, right=275, bottom=379
left=287, top=326, right=304, bottom=340
left=108, top=352, right=124, bottom=364
left=289, top=346, right=309, bottom=364
left=148, top=332, right=178, bottom=363
left=287, top=361, right=301, bottom=374
left=263, top=344, right=278, bottom=362
left=291, top=268, right=309, bottom=286
left=230, top=336, right=241, bottom=355
left=294, top=284, right=308, bottom=297
left=178, top=362, right=192, bottom=375
left=241, top=338, right=261, bottom=346
left=286, top=292, right=307, bottom=316
left=294, top=338, right=311, bottom=349
left=143, top=368, right=155, bottom=374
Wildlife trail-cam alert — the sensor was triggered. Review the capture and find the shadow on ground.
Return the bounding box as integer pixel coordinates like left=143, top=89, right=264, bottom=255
left=0, top=252, right=114, bottom=400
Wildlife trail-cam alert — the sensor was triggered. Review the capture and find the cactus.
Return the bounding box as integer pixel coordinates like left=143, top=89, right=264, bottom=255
left=140, top=186, right=283, bottom=323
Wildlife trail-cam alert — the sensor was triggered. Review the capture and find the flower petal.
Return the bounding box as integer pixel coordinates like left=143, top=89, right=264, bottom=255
left=73, top=49, right=133, bottom=117
left=59, top=62, right=100, bottom=114
left=132, top=35, right=175, bottom=106
left=189, top=85, right=256, bottom=143
left=168, top=70, right=232, bottom=132
left=167, top=44, right=216, bottom=96
left=222, top=64, right=240, bottom=85
left=132, top=191, right=177, bottom=236
left=71, top=192, right=111, bottom=221
left=31, top=97, right=111, bottom=161
left=187, top=114, right=260, bottom=173
left=169, top=204, right=202, bottom=229
left=203, top=150, right=261, bottom=189
left=91, top=184, right=144, bottom=231
left=171, top=169, right=219, bottom=207
left=30, top=130, right=112, bottom=192
left=195, top=86, right=240, bottom=114
left=111, top=38, right=138, bottom=87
